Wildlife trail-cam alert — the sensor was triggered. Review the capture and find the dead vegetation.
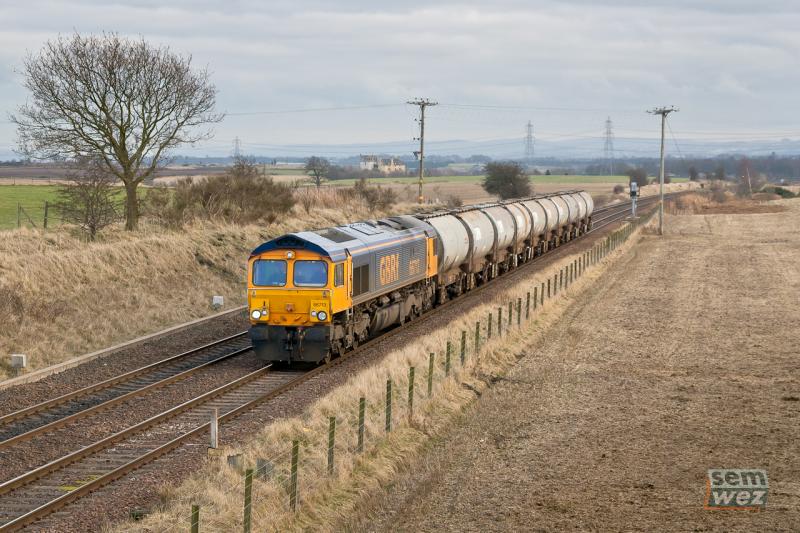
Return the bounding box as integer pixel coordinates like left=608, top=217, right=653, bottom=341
left=668, top=185, right=789, bottom=215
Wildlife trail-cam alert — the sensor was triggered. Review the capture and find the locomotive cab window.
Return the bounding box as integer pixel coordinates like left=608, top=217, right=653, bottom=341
left=294, top=260, right=328, bottom=287
left=252, top=259, right=287, bottom=287
left=334, top=263, right=344, bottom=287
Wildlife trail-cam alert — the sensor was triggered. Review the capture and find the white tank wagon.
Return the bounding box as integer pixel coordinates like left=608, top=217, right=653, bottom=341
left=413, top=190, right=594, bottom=302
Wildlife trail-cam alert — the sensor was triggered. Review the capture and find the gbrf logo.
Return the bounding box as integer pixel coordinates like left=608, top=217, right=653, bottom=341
left=705, top=469, right=768, bottom=511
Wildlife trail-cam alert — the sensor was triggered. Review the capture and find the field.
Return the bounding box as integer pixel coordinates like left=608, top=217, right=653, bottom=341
left=359, top=199, right=800, bottom=531
left=0, top=185, right=61, bottom=229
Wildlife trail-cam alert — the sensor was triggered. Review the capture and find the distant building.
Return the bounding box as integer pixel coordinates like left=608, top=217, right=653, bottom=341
left=359, top=155, right=406, bottom=174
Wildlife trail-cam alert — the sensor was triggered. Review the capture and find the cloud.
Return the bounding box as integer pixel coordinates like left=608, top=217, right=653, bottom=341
left=0, top=0, right=798, bottom=157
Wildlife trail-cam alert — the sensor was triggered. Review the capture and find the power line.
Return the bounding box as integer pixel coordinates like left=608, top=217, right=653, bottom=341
left=225, top=103, right=404, bottom=116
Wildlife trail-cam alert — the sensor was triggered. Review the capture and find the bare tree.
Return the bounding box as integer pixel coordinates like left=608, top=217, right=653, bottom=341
left=305, top=156, right=330, bottom=188
left=11, top=33, right=223, bottom=230
left=57, top=159, right=120, bottom=240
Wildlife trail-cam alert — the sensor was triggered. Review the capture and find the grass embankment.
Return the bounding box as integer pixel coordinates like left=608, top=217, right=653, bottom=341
left=115, top=216, right=651, bottom=533
left=0, top=194, right=427, bottom=381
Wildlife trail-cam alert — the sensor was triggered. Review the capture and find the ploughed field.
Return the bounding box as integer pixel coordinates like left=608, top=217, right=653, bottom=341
left=362, top=200, right=800, bottom=531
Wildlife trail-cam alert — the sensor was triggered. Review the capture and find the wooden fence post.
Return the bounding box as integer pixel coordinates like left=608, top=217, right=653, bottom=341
left=190, top=505, right=200, bottom=533
left=290, top=440, right=299, bottom=512
left=243, top=468, right=253, bottom=533
left=474, top=321, right=481, bottom=354
left=516, top=298, right=521, bottom=327
left=445, top=341, right=451, bottom=376
left=497, top=307, right=503, bottom=337
left=427, top=353, right=434, bottom=397
left=541, top=282, right=545, bottom=305
left=460, top=331, right=466, bottom=365
left=385, top=379, right=393, bottom=433
left=488, top=312, right=492, bottom=339
left=526, top=291, right=531, bottom=319
left=43, top=201, right=49, bottom=230
left=508, top=301, right=513, bottom=326
left=327, top=416, right=336, bottom=476
left=408, top=366, right=415, bottom=421
left=357, top=398, right=365, bottom=453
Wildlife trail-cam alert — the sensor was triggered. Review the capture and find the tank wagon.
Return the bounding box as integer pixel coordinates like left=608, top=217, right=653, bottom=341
left=248, top=191, right=593, bottom=364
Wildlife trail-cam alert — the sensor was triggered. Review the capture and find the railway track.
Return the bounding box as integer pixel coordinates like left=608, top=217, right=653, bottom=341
left=0, top=194, right=676, bottom=531
left=0, top=332, right=250, bottom=447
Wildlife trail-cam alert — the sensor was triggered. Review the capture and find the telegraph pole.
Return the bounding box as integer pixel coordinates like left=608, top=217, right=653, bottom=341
left=647, top=106, right=678, bottom=235
left=407, top=98, right=437, bottom=203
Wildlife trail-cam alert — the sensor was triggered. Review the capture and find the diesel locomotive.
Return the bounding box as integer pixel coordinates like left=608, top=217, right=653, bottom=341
left=247, top=191, right=593, bottom=364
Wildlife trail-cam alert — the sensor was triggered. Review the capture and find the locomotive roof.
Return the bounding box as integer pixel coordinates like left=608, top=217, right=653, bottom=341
left=250, top=219, right=431, bottom=262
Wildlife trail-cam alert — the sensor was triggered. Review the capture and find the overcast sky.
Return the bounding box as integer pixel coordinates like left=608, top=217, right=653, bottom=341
left=1, top=0, right=798, bottom=158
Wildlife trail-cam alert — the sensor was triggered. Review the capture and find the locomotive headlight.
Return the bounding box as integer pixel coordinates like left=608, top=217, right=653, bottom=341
left=286, top=251, right=295, bottom=259
left=251, top=310, right=262, bottom=320
left=317, top=311, right=327, bottom=321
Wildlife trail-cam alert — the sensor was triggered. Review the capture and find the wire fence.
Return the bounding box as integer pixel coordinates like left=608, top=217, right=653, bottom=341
left=137, top=212, right=655, bottom=533
left=0, top=201, right=63, bottom=230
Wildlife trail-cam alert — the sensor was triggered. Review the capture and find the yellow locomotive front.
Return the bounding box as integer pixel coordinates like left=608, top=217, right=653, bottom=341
left=248, top=241, right=350, bottom=364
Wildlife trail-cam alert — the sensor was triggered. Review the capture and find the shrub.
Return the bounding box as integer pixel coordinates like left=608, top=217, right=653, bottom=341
left=148, top=157, right=295, bottom=225
left=761, top=186, right=797, bottom=199
left=613, top=184, right=625, bottom=194
left=482, top=161, right=531, bottom=199
left=353, top=178, right=397, bottom=212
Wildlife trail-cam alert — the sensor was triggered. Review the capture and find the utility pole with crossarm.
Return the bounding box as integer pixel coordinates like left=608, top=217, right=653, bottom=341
left=647, top=106, right=678, bottom=235
left=407, top=98, right=437, bottom=204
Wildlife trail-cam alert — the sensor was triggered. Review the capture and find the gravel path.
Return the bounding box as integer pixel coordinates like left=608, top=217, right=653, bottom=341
left=358, top=205, right=800, bottom=532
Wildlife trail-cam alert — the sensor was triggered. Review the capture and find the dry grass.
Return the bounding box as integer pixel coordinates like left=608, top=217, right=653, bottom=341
left=114, top=217, right=652, bottom=533
left=0, top=197, right=429, bottom=381
left=667, top=189, right=788, bottom=216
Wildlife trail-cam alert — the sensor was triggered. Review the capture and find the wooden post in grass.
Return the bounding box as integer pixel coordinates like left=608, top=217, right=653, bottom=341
left=385, top=379, right=392, bottom=433
left=541, top=282, right=545, bottom=305
left=243, top=468, right=253, bottom=533
left=190, top=505, right=200, bottom=533
left=408, top=366, right=415, bottom=421
left=460, top=331, right=466, bottom=365
left=357, top=397, right=365, bottom=453
left=508, top=301, right=513, bottom=326
left=517, top=298, right=521, bottom=327
left=290, top=440, right=299, bottom=512
left=488, top=312, right=492, bottom=339
left=547, top=278, right=551, bottom=298
left=475, top=321, right=481, bottom=354
left=327, top=416, right=336, bottom=476
left=427, top=353, right=434, bottom=397
left=526, top=291, right=531, bottom=319
left=445, top=341, right=451, bottom=376
left=498, top=307, right=503, bottom=337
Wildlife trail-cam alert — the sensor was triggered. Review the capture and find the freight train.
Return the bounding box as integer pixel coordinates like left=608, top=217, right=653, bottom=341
left=247, top=191, right=594, bottom=364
